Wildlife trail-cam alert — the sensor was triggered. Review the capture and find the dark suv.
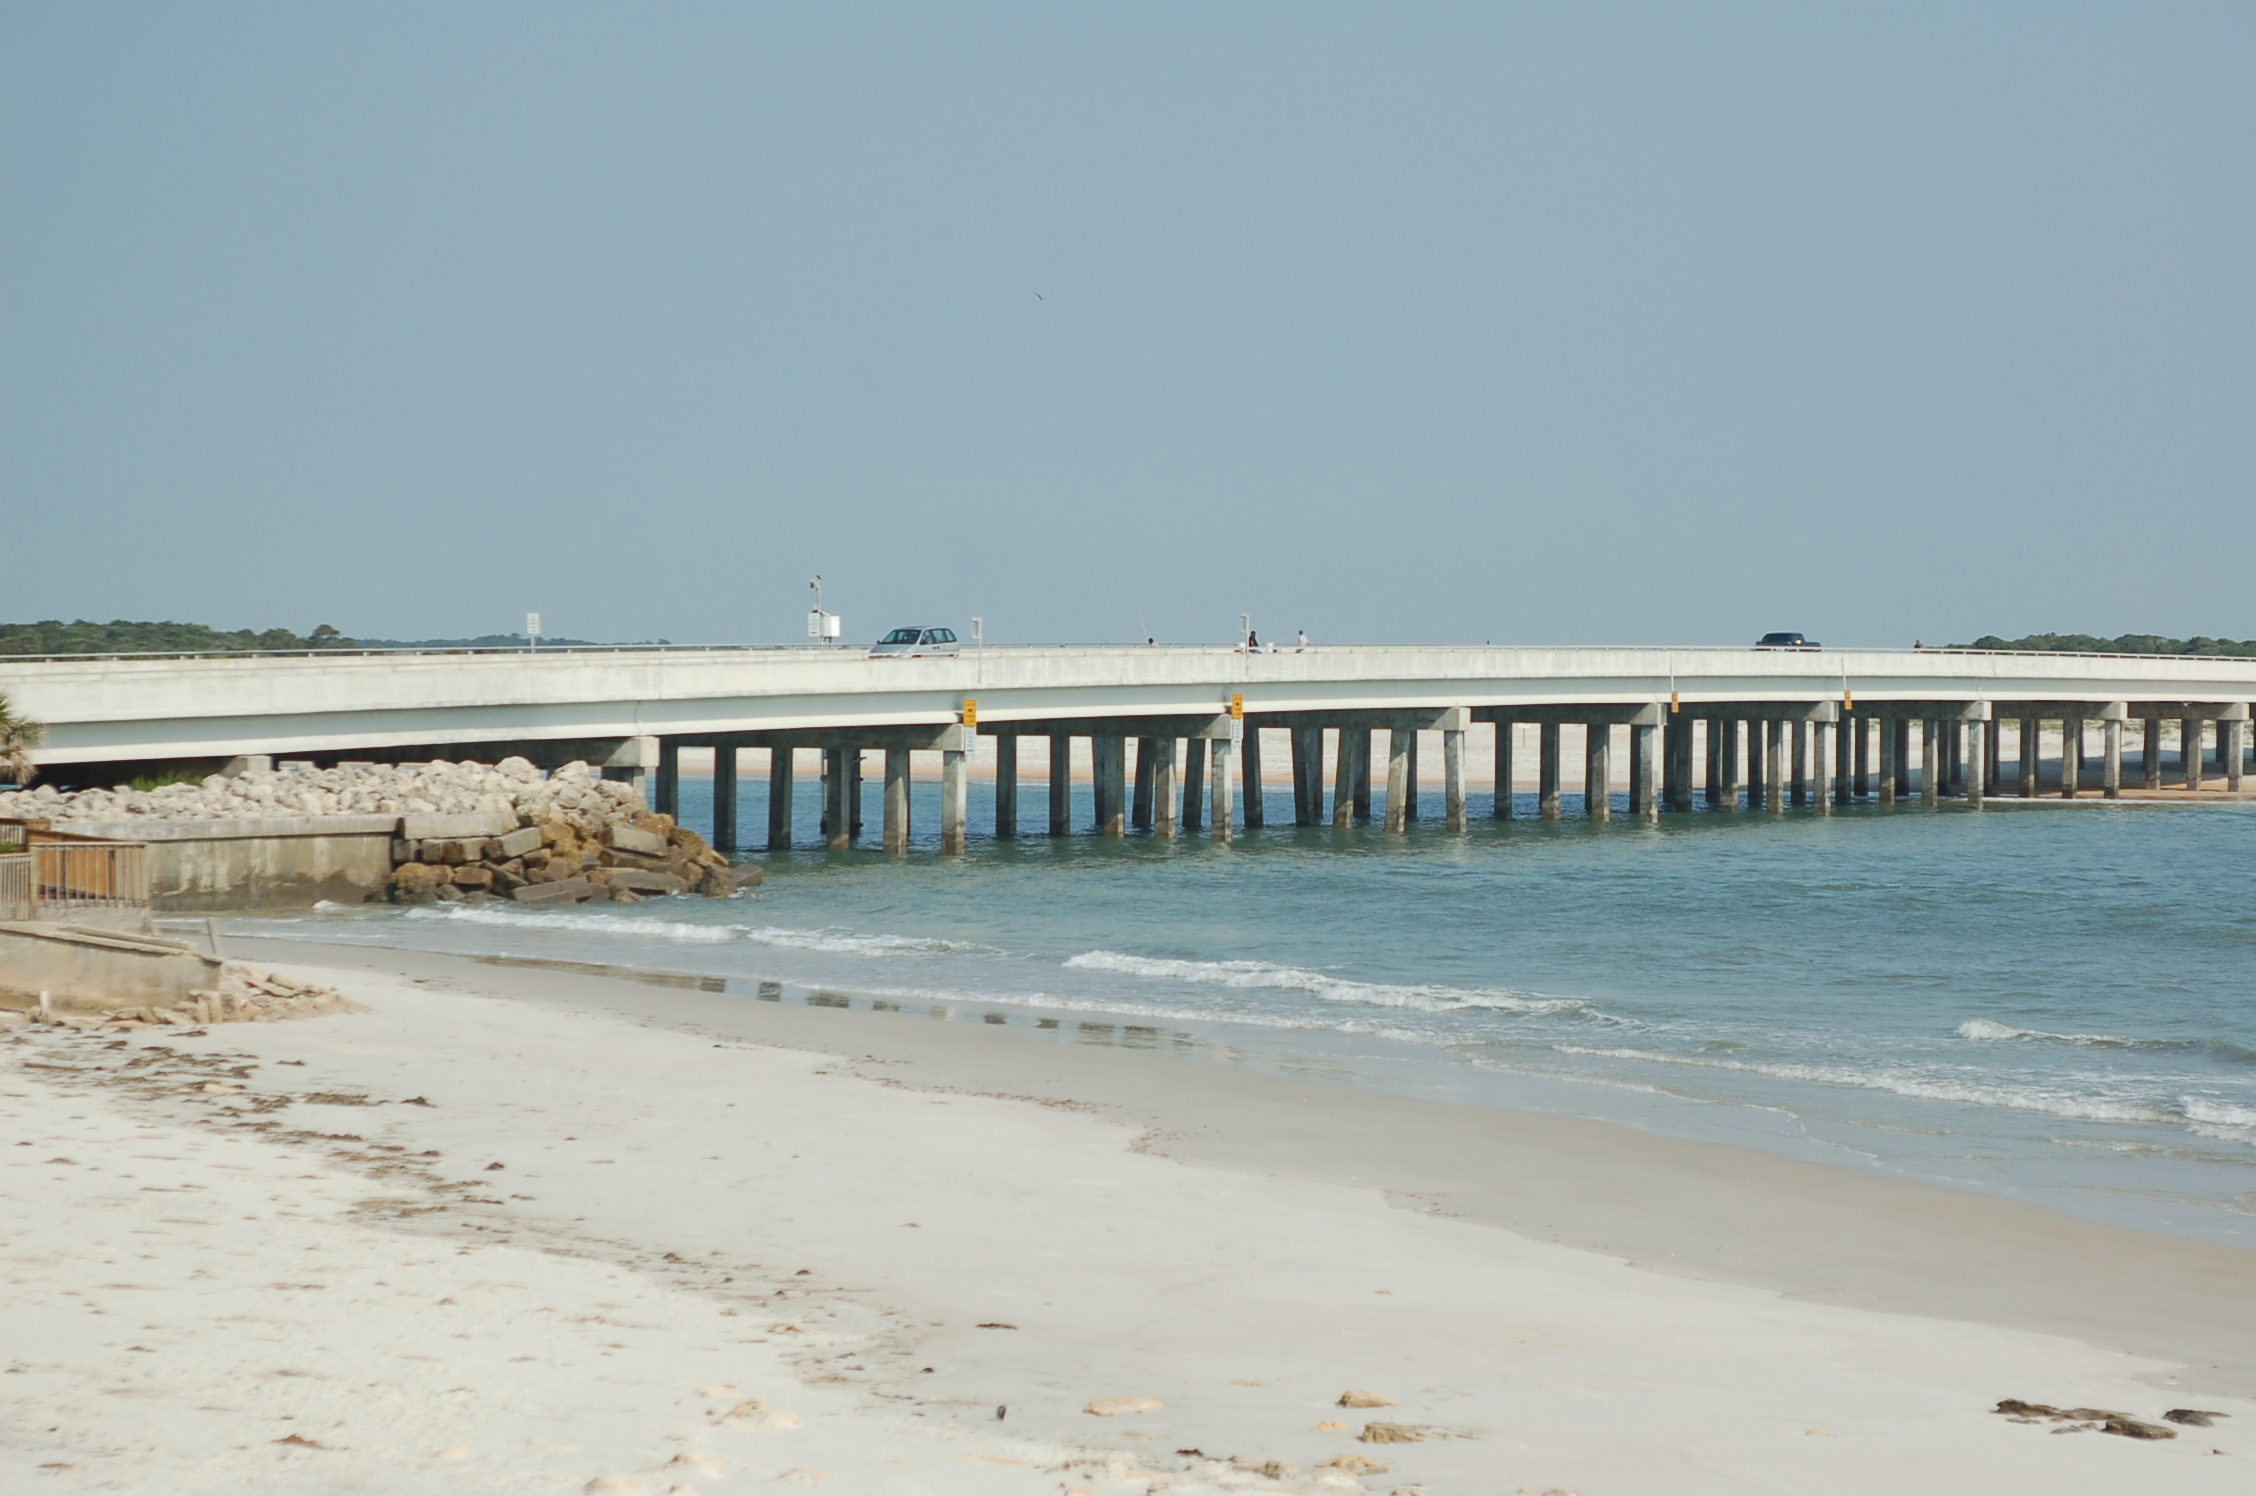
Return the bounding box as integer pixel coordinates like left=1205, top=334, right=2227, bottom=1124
left=1755, top=632, right=1820, bottom=650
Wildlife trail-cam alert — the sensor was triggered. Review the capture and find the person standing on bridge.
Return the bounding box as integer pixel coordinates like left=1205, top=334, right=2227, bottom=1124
left=1296, top=629, right=1309, bottom=651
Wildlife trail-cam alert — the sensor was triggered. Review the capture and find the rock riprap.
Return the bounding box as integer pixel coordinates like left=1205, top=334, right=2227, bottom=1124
left=0, top=757, right=759, bottom=907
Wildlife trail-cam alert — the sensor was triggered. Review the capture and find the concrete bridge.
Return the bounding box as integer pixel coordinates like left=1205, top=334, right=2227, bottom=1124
left=8, top=644, right=2254, bottom=852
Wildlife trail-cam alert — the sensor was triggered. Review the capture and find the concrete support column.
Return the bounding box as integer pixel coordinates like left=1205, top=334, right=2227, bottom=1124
left=2019, top=718, right=2039, bottom=797
left=1154, top=737, right=1179, bottom=837
left=1789, top=721, right=1809, bottom=806
left=2182, top=718, right=2202, bottom=791
left=1539, top=723, right=1563, bottom=819
left=1833, top=717, right=1851, bottom=805
left=821, top=749, right=850, bottom=849
left=1812, top=721, right=1834, bottom=814
left=1631, top=723, right=1659, bottom=821
left=1131, top=739, right=1157, bottom=831
left=1095, top=736, right=1128, bottom=837
left=711, top=743, right=738, bottom=853
left=1765, top=722, right=1787, bottom=813
left=1049, top=734, right=1073, bottom=835
left=1350, top=729, right=1373, bottom=822
left=2062, top=718, right=2083, bottom=799
left=1291, top=727, right=1321, bottom=826
left=1666, top=716, right=1693, bottom=811
left=1890, top=719, right=1911, bottom=800
left=819, top=748, right=839, bottom=844
left=1855, top=716, right=1872, bottom=800
left=1181, top=737, right=1207, bottom=832
left=994, top=735, right=1018, bottom=839
left=1965, top=722, right=1985, bottom=807
left=1947, top=724, right=1965, bottom=797
left=1921, top=720, right=1940, bottom=807
left=1385, top=728, right=1414, bottom=831
left=2143, top=719, right=2163, bottom=791
left=1586, top=723, right=1612, bottom=821
left=1984, top=720, right=2000, bottom=799
left=1703, top=719, right=1723, bottom=807
left=1494, top=721, right=1516, bottom=818
left=1747, top=721, right=1768, bottom=809
left=1878, top=718, right=1898, bottom=805
left=767, top=747, right=794, bottom=850
left=1210, top=735, right=1235, bottom=841
left=883, top=748, right=913, bottom=853
left=850, top=752, right=864, bottom=841
left=2104, top=719, right=2123, bottom=799
left=2228, top=718, right=2248, bottom=792
left=1444, top=725, right=1467, bottom=831
left=1328, top=730, right=1352, bottom=828
left=939, top=747, right=967, bottom=853
left=1241, top=727, right=1265, bottom=829
left=654, top=738, right=681, bottom=821
left=1402, top=731, right=1420, bottom=821
left=1722, top=720, right=1744, bottom=810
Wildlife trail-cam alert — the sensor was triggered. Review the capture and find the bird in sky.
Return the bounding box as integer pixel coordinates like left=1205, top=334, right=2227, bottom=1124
left=1036, top=293, right=1045, bottom=300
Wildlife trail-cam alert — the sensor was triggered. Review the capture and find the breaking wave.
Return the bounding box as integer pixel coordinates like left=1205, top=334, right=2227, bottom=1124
left=1957, top=1019, right=2256, bottom=1063
left=2183, top=1097, right=2256, bottom=1145
left=404, top=904, right=747, bottom=943
left=1063, top=949, right=1593, bottom=1016
left=1552, top=1044, right=2175, bottom=1126
left=404, top=905, right=986, bottom=956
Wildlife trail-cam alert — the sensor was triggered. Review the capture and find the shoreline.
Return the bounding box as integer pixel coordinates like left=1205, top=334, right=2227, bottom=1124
left=5, top=939, right=2251, bottom=1494
left=241, top=935, right=2256, bottom=1393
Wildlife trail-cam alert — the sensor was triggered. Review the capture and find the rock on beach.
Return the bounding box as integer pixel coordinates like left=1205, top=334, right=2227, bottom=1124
left=0, top=756, right=761, bottom=907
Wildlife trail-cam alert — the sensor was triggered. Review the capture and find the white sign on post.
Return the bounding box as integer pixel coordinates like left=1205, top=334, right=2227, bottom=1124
left=525, top=612, right=541, bottom=650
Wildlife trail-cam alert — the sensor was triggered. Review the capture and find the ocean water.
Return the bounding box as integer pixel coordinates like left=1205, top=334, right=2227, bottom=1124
left=213, top=776, right=2256, bottom=1246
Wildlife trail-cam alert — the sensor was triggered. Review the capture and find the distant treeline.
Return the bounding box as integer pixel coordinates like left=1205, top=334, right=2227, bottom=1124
left=1953, top=632, right=2256, bottom=657
left=0, top=620, right=648, bottom=655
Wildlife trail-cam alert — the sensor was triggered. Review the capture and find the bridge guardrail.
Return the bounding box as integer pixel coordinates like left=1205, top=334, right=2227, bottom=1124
left=3, top=641, right=2252, bottom=665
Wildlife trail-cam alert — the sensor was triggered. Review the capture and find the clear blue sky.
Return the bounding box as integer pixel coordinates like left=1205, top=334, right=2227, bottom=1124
left=5, top=5, right=2249, bottom=647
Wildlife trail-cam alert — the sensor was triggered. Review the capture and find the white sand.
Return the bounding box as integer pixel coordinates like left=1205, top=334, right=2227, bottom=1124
left=3, top=954, right=2249, bottom=1495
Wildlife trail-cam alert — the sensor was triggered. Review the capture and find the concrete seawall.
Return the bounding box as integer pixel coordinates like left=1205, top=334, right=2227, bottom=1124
left=0, top=923, right=222, bottom=1012
left=63, top=816, right=400, bottom=911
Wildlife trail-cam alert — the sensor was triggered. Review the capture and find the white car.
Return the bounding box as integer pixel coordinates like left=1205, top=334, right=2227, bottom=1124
left=869, top=626, right=961, bottom=658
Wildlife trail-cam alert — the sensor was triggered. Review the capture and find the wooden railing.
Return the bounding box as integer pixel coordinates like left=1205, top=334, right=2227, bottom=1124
left=0, top=853, right=29, bottom=921
left=0, top=819, right=150, bottom=918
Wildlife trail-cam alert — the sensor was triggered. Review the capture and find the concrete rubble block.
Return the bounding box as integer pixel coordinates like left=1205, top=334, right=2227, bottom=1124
left=451, top=864, right=494, bottom=891
left=512, top=876, right=595, bottom=904
left=607, top=823, right=672, bottom=858
left=492, top=825, right=544, bottom=859
left=386, top=862, right=446, bottom=904
left=606, top=869, right=688, bottom=895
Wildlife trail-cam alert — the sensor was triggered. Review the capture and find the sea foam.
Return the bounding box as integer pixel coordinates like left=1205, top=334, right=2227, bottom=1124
left=1552, top=1044, right=2175, bottom=1127
left=1062, top=949, right=1587, bottom=1016
left=405, top=904, right=747, bottom=944
left=402, top=903, right=986, bottom=955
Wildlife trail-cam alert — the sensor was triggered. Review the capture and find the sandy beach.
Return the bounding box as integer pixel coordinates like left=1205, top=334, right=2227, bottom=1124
left=3, top=938, right=2249, bottom=1495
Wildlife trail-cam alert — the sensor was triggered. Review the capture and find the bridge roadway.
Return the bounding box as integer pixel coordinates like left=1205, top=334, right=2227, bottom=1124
left=9, top=644, right=2254, bottom=852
